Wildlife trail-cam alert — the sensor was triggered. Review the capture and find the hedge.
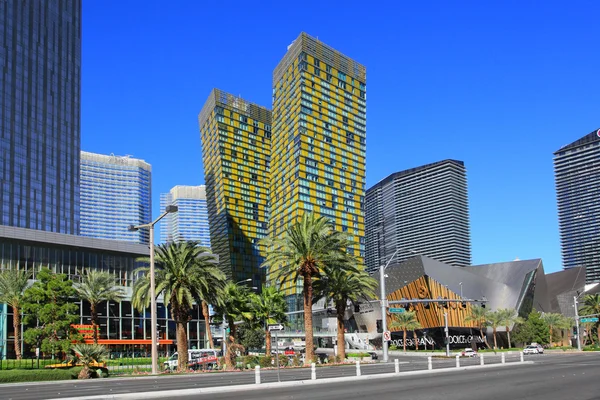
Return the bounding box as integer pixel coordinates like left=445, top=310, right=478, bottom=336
left=0, top=367, right=84, bottom=383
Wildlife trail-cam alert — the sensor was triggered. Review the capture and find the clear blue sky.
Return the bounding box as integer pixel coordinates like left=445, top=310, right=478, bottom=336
left=81, top=1, right=600, bottom=273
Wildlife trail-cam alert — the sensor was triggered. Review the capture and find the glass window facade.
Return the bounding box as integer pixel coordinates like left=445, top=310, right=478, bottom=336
left=79, top=152, right=152, bottom=244
left=160, top=185, right=211, bottom=247
left=0, top=0, right=81, bottom=234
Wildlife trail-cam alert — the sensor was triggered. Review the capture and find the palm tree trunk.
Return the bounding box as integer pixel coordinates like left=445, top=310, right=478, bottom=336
left=225, top=316, right=236, bottom=370
left=303, top=274, right=315, bottom=366
left=549, top=325, right=553, bottom=345
left=493, top=326, right=497, bottom=349
left=91, top=303, right=98, bottom=344
left=13, top=307, right=22, bottom=360
left=201, top=301, right=214, bottom=349
left=265, top=328, right=271, bottom=357
left=596, top=322, right=600, bottom=344
left=414, top=330, right=418, bottom=351
left=336, top=302, right=346, bottom=361
left=176, top=320, right=188, bottom=372
left=506, top=326, right=511, bottom=348
left=403, top=329, right=407, bottom=352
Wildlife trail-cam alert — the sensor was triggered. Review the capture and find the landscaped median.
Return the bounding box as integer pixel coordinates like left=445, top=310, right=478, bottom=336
left=0, top=367, right=85, bottom=383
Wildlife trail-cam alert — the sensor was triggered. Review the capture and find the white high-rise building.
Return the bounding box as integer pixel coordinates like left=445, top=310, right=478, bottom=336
left=160, top=185, right=211, bottom=247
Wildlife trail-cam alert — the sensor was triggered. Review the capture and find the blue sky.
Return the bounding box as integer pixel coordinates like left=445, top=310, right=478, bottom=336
left=81, top=1, right=600, bottom=273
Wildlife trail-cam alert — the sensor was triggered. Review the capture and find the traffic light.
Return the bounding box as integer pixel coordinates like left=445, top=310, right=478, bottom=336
left=376, top=320, right=383, bottom=333
left=424, top=302, right=430, bottom=309
left=461, top=301, right=467, bottom=308
left=354, top=304, right=360, bottom=313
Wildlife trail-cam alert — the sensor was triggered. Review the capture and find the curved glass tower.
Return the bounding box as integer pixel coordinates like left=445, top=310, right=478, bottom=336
left=80, top=151, right=152, bottom=244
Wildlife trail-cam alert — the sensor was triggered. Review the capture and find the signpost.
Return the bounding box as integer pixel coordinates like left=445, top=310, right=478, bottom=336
left=389, top=308, right=405, bottom=313
left=581, top=317, right=599, bottom=323
left=268, top=324, right=284, bottom=382
left=383, top=331, right=391, bottom=341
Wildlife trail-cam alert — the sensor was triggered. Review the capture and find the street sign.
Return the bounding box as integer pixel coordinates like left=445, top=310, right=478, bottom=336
left=581, top=317, right=599, bottom=323
left=383, top=331, right=391, bottom=341
left=389, top=307, right=405, bottom=313
left=268, top=323, right=284, bottom=332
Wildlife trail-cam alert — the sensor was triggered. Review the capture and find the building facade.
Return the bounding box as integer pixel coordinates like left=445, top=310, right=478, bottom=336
left=270, top=32, right=367, bottom=299
left=554, top=128, right=600, bottom=284
left=198, top=89, right=272, bottom=286
left=365, top=160, right=472, bottom=274
left=0, top=0, right=82, bottom=234
left=79, top=152, right=151, bottom=244
left=160, top=185, right=211, bottom=247
left=0, top=226, right=213, bottom=359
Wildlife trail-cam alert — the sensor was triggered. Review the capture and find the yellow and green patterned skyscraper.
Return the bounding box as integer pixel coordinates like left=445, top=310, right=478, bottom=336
left=198, top=89, right=272, bottom=287
left=270, top=33, right=367, bottom=298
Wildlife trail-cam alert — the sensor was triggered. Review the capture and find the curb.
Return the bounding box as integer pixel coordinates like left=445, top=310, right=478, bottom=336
left=53, top=361, right=535, bottom=400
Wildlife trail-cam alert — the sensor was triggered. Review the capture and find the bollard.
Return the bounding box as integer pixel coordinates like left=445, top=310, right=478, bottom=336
left=311, top=362, right=316, bottom=380
left=394, top=358, right=399, bottom=374
left=356, top=360, right=361, bottom=376
left=501, top=353, right=506, bottom=364
left=520, top=352, right=524, bottom=363
left=255, top=365, right=260, bottom=385
left=455, top=355, right=460, bottom=368
left=427, top=356, right=432, bottom=370
left=480, top=354, right=484, bottom=366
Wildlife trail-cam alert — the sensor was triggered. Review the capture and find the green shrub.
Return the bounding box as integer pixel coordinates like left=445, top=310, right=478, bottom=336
left=292, top=355, right=303, bottom=366
left=258, top=356, right=272, bottom=368
left=0, top=367, right=84, bottom=383
left=327, top=355, right=337, bottom=364
left=346, top=352, right=371, bottom=358
left=389, top=345, right=398, bottom=350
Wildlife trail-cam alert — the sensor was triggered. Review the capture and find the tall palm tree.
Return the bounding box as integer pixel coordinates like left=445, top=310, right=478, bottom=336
left=0, top=269, right=31, bottom=359
left=580, top=294, right=600, bottom=344
left=486, top=311, right=504, bottom=349
left=465, top=305, right=489, bottom=346
left=498, top=308, right=523, bottom=348
left=313, top=263, right=376, bottom=361
left=192, top=263, right=225, bottom=350
left=132, top=241, right=218, bottom=372
left=262, top=212, right=351, bottom=365
left=250, top=286, right=287, bottom=357
left=75, top=270, right=125, bottom=344
left=389, top=311, right=421, bottom=352
left=557, top=315, right=573, bottom=346
left=542, top=313, right=564, bottom=346
left=214, top=282, right=253, bottom=369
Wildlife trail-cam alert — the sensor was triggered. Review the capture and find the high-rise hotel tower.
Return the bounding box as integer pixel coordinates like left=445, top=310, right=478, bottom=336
left=0, top=0, right=81, bottom=234
left=198, top=89, right=272, bottom=286
left=270, top=33, right=367, bottom=296
left=554, top=128, right=600, bottom=284
left=160, top=185, right=211, bottom=247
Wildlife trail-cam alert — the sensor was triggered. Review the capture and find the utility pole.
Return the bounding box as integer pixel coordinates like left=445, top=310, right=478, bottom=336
left=574, top=296, right=582, bottom=351
left=444, top=312, right=450, bottom=357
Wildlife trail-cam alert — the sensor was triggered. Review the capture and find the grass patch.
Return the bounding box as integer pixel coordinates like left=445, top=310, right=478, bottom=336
left=346, top=352, right=371, bottom=358
left=106, top=357, right=167, bottom=366
left=0, top=367, right=83, bottom=383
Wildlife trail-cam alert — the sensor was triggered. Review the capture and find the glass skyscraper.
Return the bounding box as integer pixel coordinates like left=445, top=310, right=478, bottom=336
left=365, top=160, right=472, bottom=274
left=270, top=33, right=367, bottom=297
left=160, top=185, right=211, bottom=247
left=554, top=128, right=600, bottom=284
left=79, top=151, right=152, bottom=244
left=198, top=89, right=272, bottom=286
left=0, top=0, right=82, bottom=234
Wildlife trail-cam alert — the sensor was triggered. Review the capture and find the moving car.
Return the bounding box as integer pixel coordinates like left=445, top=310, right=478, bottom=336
left=523, top=345, right=540, bottom=354
left=164, top=349, right=219, bottom=371
left=461, top=348, right=477, bottom=357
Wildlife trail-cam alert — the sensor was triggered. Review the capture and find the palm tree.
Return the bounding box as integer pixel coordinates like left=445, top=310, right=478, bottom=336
left=486, top=311, right=504, bottom=349
left=465, top=305, right=489, bottom=346
left=0, top=269, right=31, bottom=359
left=250, top=286, right=287, bottom=357
left=70, top=343, right=109, bottom=379
left=192, top=262, right=225, bottom=350
left=215, top=282, right=254, bottom=369
left=557, top=315, right=573, bottom=346
left=580, top=294, right=600, bottom=344
left=75, top=271, right=125, bottom=344
left=542, top=313, right=563, bottom=346
left=498, top=308, right=524, bottom=348
left=262, top=212, right=352, bottom=365
left=132, top=241, right=218, bottom=372
left=313, top=263, right=376, bottom=361
left=389, top=311, right=421, bottom=352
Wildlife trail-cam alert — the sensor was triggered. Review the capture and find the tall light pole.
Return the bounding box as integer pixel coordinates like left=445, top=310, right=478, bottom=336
left=129, top=205, right=178, bottom=375
left=574, top=294, right=585, bottom=351
left=381, top=248, right=400, bottom=363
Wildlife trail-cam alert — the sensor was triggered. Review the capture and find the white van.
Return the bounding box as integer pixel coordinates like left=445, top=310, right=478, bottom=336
left=164, top=349, right=220, bottom=371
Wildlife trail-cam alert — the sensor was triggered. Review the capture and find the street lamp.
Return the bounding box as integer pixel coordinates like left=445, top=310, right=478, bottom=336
left=128, top=204, right=178, bottom=375
left=574, top=291, right=587, bottom=351
left=380, top=248, right=400, bottom=363
left=459, top=282, right=463, bottom=299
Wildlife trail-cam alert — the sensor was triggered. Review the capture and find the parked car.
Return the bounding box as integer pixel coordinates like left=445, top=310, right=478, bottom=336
left=164, top=349, right=219, bottom=371
left=461, top=348, right=477, bottom=357
left=523, top=345, right=539, bottom=355
left=534, top=344, right=544, bottom=354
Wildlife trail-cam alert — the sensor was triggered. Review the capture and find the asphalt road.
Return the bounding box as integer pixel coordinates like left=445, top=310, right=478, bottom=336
left=175, top=352, right=600, bottom=400
left=0, top=352, right=588, bottom=400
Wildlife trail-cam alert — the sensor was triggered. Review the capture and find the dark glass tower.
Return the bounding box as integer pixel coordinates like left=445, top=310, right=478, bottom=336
left=554, top=128, right=600, bottom=284
left=0, top=0, right=82, bottom=234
